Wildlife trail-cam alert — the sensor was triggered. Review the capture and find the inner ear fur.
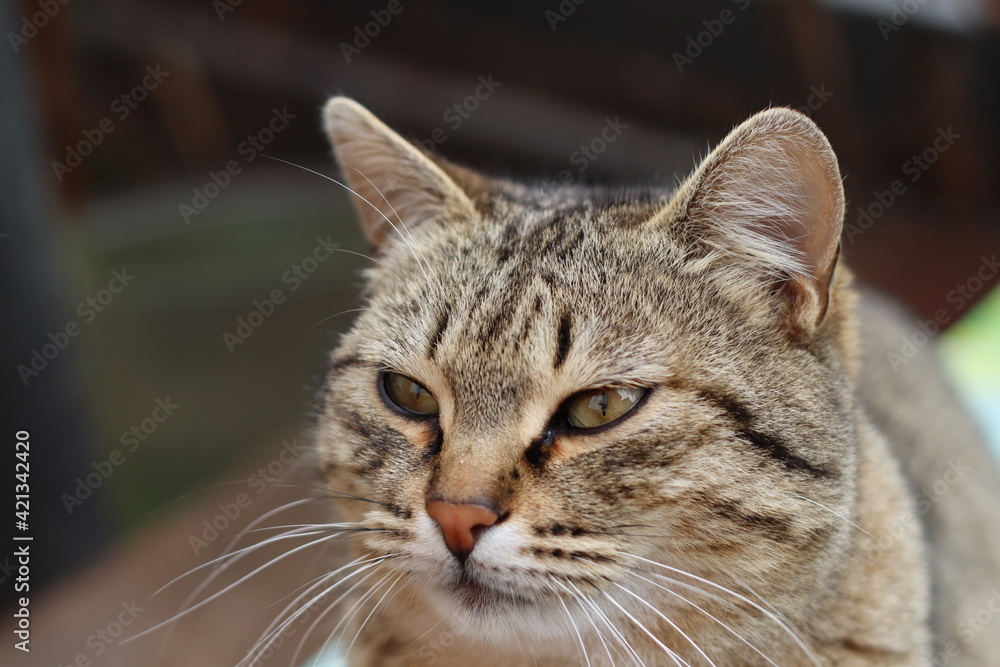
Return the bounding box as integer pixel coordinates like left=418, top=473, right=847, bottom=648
left=671, top=108, right=845, bottom=337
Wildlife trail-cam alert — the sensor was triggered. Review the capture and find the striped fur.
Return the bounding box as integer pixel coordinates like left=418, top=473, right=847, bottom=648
left=313, top=98, right=1000, bottom=666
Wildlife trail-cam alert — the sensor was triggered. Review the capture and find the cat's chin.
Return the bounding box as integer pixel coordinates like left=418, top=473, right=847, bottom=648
left=421, top=575, right=565, bottom=640
left=450, top=575, right=534, bottom=611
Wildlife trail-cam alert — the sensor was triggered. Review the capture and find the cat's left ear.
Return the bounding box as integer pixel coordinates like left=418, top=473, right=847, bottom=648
left=671, top=108, right=844, bottom=337
left=323, top=97, right=480, bottom=250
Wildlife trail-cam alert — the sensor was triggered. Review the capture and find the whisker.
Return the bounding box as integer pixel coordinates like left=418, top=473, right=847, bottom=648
left=601, top=590, right=688, bottom=667
left=623, top=553, right=820, bottom=667
left=287, top=558, right=400, bottom=667
left=250, top=565, right=357, bottom=656
left=637, top=574, right=735, bottom=610
left=570, top=582, right=645, bottom=667
left=345, top=157, right=448, bottom=296
left=300, top=308, right=369, bottom=336
left=555, top=584, right=592, bottom=667
left=348, top=166, right=419, bottom=249
left=651, top=569, right=810, bottom=660
left=262, top=156, right=431, bottom=283
left=728, top=573, right=806, bottom=655
left=348, top=164, right=433, bottom=284
left=251, top=481, right=393, bottom=509
left=343, top=571, right=405, bottom=658
left=628, top=571, right=779, bottom=667
left=319, top=570, right=396, bottom=660
left=560, top=578, right=632, bottom=667
left=395, top=612, right=453, bottom=660
left=240, top=554, right=395, bottom=666
left=245, top=521, right=374, bottom=535
left=614, top=582, right=716, bottom=666
left=129, top=531, right=347, bottom=643
left=261, top=549, right=388, bottom=612
left=146, top=497, right=336, bottom=660
left=152, top=520, right=366, bottom=599
left=327, top=247, right=387, bottom=267
left=792, top=494, right=876, bottom=540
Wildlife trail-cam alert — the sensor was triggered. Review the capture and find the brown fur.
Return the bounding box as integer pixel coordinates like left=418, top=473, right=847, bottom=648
left=312, top=98, right=1000, bottom=666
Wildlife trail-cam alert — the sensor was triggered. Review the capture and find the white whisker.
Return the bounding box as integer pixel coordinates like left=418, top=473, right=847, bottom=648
left=343, top=571, right=405, bottom=657
left=300, top=308, right=369, bottom=336
left=239, top=555, right=395, bottom=666
left=149, top=499, right=324, bottom=602
left=287, top=558, right=401, bottom=667
left=623, top=553, right=820, bottom=667
left=320, top=571, right=396, bottom=659
left=793, top=494, right=876, bottom=540
left=256, top=552, right=390, bottom=638
left=129, top=531, right=347, bottom=643
left=555, top=584, right=592, bottom=667
left=614, top=582, right=715, bottom=666
left=628, top=571, right=779, bottom=667
left=262, top=156, right=432, bottom=283
left=602, top=591, right=688, bottom=667
left=571, top=583, right=646, bottom=667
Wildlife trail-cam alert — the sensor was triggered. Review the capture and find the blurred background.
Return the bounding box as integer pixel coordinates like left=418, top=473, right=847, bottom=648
left=2, top=0, right=999, bottom=665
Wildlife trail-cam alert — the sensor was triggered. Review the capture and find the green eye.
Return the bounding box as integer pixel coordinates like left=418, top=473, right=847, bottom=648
left=565, top=387, right=644, bottom=429
left=382, top=372, right=439, bottom=416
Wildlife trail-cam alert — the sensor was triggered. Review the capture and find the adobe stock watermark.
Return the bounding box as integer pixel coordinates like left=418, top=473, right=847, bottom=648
left=382, top=74, right=502, bottom=192
left=16, top=267, right=135, bottom=386
left=861, top=457, right=969, bottom=608
left=340, top=0, right=414, bottom=63
left=408, top=630, right=459, bottom=665
left=188, top=438, right=305, bottom=556
left=7, top=0, right=71, bottom=54
left=222, top=235, right=338, bottom=353
left=843, top=125, right=960, bottom=244
left=245, top=594, right=332, bottom=666
left=545, top=0, right=586, bottom=31
left=888, top=254, right=999, bottom=372
left=61, top=397, right=180, bottom=514
left=878, top=0, right=929, bottom=40
left=55, top=600, right=145, bottom=667
left=958, top=589, right=1000, bottom=645
left=538, top=116, right=629, bottom=197
left=795, top=84, right=834, bottom=117
left=51, top=65, right=171, bottom=182
left=927, top=586, right=1000, bottom=666
left=179, top=106, right=296, bottom=224
left=213, top=0, right=243, bottom=20
left=0, top=555, right=15, bottom=587
left=672, top=0, right=751, bottom=73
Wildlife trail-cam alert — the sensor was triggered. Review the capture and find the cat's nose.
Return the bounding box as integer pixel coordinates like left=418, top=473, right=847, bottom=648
left=426, top=500, right=499, bottom=561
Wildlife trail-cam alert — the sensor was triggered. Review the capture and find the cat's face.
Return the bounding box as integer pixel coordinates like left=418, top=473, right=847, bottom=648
left=317, top=99, right=855, bottom=648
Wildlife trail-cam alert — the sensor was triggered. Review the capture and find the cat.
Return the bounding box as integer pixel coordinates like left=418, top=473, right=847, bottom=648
left=309, top=97, right=1000, bottom=666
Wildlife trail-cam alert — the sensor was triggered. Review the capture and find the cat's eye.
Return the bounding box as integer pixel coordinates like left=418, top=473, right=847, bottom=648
left=565, top=387, right=645, bottom=429
left=382, top=372, right=439, bottom=416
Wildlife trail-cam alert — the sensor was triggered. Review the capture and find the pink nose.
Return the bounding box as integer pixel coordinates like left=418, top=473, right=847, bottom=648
left=426, top=501, right=499, bottom=560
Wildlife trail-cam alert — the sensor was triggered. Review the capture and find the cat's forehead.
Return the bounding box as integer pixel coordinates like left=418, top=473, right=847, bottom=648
left=459, top=188, right=672, bottom=272
left=351, top=189, right=720, bottom=402
left=492, top=186, right=668, bottom=232
left=374, top=189, right=681, bottom=328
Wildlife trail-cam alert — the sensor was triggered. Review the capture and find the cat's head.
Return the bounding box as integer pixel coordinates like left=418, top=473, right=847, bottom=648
left=316, top=98, right=855, bottom=646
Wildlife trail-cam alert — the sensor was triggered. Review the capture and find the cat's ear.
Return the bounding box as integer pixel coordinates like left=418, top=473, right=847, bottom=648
left=672, top=108, right=844, bottom=337
left=323, top=97, right=479, bottom=249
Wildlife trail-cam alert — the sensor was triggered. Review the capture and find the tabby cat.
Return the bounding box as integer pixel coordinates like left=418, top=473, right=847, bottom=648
left=312, top=97, right=1000, bottom=666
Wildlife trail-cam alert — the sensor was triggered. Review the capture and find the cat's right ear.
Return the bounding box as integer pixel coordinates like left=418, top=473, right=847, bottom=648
left=323, top=97, right=478, bottom=250
left=666, top=108, right=845, bottom=338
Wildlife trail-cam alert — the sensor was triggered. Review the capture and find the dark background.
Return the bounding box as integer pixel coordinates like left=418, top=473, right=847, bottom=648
left=3, top=0, right=999, bottom=652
